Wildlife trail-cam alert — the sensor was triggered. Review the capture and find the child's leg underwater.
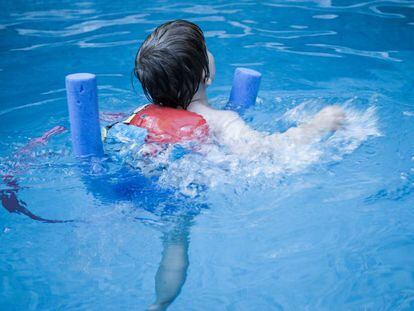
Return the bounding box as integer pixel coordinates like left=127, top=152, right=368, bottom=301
left=147, top=219, right=191, bottom=311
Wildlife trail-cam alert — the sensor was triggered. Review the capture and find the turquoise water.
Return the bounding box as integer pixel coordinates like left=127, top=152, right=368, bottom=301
left=1, top=0, right=414, bottom=310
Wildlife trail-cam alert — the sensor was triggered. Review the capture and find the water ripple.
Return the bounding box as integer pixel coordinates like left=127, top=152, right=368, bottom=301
left=77, top=31, right=138, bottom=48
left=148, top=2, right=254, bottom=14
left=312, top=14, right=338, bottom=19
left=181, top=4, right=241, bottom=15
left=204, top=19, right=254, bottom=38
left=10, top=43, right=51, bottom=52
left=16, top=13, right=151, bottom=38
left=307, top=43, right=403, bottom=62
left=0, top=98, right=63, bottom=117
left=11, top=9, right=96, bottom=21
left=263, top=0, right=414, bottom=19
left=369, top=4, right=407, bottom=18
left=245, top=42, right=341, bottom=58
left=253, top=27, right=337, bottom=39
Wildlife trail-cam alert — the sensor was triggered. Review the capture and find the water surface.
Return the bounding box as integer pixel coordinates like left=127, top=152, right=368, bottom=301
left=1, top=0, right=414, bottom=310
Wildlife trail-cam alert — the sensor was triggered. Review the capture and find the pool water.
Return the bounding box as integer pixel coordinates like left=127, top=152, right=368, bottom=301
left=1, top=0, right=414, bottom=310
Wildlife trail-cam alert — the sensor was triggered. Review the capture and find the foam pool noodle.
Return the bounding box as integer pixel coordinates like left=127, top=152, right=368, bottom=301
left=227, top=67, right=262, bottom=113
left=65, top=73, right=104, bottom=157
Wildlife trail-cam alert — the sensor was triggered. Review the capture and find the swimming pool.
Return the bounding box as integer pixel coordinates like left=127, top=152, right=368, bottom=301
left=1, top=0, right=414, bottom=309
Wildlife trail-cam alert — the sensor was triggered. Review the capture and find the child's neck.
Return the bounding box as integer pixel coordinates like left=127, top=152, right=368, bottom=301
left=188, top=84, right=208, bottom=109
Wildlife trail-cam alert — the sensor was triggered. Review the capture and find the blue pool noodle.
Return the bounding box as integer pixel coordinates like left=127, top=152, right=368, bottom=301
left=66, top=73, right=104, bottom=157
left=227, top=68, right=262, bottom=113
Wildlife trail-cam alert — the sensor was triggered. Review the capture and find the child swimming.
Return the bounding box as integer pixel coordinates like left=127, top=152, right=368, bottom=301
left=129, top=23, right=346, bottom=310
left=131, top=19, right=345, bottom=154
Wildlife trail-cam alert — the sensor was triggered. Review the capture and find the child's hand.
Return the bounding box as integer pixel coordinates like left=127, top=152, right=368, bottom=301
left=312, top=105, right=346, bottom=132
left=279, top=105, right=346, bottom=145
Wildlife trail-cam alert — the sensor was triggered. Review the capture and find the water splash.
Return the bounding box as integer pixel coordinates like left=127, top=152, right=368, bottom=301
left=108, top=99, right=380, bottom=197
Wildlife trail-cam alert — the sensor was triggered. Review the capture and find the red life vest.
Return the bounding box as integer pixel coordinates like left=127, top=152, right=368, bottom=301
left=127, top=104, right=209, bottom=144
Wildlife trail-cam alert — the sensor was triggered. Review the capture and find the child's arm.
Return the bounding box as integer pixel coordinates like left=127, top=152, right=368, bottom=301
left=275, top=105, right=345, bottom=145
left=190, top=103, right=345, bottom=152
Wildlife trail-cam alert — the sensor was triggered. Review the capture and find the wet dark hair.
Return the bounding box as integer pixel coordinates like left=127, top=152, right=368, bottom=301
left=134, top=20, right=210, bottom=109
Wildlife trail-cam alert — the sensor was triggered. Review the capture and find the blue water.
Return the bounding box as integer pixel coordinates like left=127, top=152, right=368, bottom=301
left=1, top=0, right=414, bottom=310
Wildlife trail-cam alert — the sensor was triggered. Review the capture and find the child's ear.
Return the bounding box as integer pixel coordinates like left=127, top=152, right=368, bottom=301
left=206, top=50, right=216, bottom=86
left=205, top=77, right=212, bottom=86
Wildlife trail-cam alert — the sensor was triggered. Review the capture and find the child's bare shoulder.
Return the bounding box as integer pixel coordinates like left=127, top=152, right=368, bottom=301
left=189, top=103, right=238, bottom=122
left=188, top=103, right=241, bottom=135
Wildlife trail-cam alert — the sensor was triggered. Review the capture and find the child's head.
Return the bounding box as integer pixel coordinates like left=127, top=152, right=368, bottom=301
left=134, top=20, right=213, bottom=109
